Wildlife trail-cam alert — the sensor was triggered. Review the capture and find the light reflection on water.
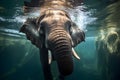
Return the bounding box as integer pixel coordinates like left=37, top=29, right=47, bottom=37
left=0, top=5, right=96, bottom=30
left=69, top=5, right=97, bottom=31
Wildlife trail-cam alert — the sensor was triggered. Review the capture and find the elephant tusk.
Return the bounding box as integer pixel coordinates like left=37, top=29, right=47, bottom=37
left=48, top=50, right=52, bottom=64
left=72, top=48, right=80, bottom=60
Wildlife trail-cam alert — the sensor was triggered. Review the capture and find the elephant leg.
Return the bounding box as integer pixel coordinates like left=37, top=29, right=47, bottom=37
left=39, top=47, right=53, bottom=80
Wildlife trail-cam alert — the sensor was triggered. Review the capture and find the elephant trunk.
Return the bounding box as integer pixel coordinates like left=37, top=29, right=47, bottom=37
left=48, top=26, right=73, bottom=76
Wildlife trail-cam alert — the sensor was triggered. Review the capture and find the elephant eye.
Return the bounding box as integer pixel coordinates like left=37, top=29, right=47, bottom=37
left=66, top=14, right=70, bottom=19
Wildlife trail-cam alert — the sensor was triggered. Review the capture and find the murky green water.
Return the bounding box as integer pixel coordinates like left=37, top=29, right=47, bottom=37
left=0, top=0, right=120, bottom=80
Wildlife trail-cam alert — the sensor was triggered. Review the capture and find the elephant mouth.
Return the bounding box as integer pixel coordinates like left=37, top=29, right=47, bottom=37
left=48, top=47, right=80, bottom=64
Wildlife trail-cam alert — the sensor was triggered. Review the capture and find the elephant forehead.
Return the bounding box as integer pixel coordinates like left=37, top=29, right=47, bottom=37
left=40, top=10, right=71, bottom=24
left=52, top=10, right=65, bottom=15
left=42, top=18, right=70, bottom=27
left=44, top=9, right=70, bottom=18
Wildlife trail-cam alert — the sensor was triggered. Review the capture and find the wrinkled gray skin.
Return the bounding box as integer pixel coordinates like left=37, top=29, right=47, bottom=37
left=20, top=9, right=85, bottom=80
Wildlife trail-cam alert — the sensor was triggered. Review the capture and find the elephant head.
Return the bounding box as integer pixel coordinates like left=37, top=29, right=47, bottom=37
left=20, top=9, right=85, bottom=80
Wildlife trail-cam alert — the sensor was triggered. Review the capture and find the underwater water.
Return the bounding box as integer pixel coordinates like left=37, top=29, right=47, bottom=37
left=0, top=0, right=120, bottom=80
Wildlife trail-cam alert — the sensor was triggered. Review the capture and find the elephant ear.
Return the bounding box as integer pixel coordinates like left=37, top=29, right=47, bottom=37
left=20, top=18, right=41, bottom=48
left=70, top=22, right=85, bottom=47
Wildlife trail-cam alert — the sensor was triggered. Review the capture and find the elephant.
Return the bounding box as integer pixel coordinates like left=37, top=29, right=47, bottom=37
left=96, top=29, right=120, bottom=80
left=20, top=0, right=85, bottom=80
